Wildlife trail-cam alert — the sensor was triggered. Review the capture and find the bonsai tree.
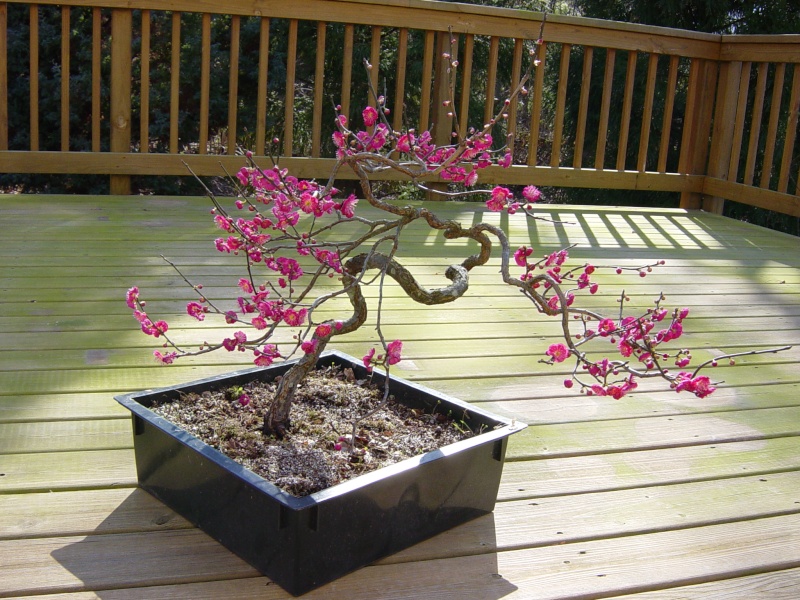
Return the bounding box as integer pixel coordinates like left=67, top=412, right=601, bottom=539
left=126, top=37, right=788, bottom=437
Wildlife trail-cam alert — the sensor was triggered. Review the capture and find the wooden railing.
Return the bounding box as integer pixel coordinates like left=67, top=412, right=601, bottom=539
left=0, top=0, right=798, bottom=217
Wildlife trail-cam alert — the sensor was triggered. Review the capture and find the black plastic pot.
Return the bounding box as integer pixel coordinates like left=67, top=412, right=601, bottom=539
left=115, top=350, right=525, bottom=596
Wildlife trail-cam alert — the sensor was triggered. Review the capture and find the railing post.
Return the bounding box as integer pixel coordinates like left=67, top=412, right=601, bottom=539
left=703, top=61, right=744, bottom=214
left=679, top=59, right=717, bottom=210
left=110, top=9, right=132, bottom=195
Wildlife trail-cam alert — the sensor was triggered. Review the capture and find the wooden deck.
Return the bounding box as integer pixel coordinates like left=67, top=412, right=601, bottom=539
left=2, top=194, right=800, bottom=598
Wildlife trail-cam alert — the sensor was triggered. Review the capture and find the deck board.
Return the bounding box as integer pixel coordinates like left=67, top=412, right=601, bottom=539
left=1, top=195, right=799, bottom=598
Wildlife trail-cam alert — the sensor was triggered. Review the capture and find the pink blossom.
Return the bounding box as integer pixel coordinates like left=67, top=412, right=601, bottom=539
left=486, top=186, right=512, bottom=212
left=546, top=343, right=569, bottom=363
left=236, top=167, right=252, bottom=187
left=499, top=152, right=512, bottom=168
left=222, top=331, right=247, bottom=352
left=465, top=169, right=479, bottom=187
left=674, top=372, right=715, bottom=398
left=692, top=376, right=715, bottom=398
left=314, top=249, right=343, bottom=273
left=276, top=257, right=304, bottom=281
left=315, top=323, right=333, bottom=338
left=251, top=316, right=268, bottom=330
left=125, top=287, right=139, bottom=309
left=545, top=249, right=569, bottom=267
left=386, top=340, right=403, bottom=365
left=396, top=133, right=413, bottom=153
left=186, top=302, right=206, bottom=321
left=362, top=347, right=376, bottom=373
left=514, top=245, right=533, bottom=267
left=282, top=308, right=308, bottom=327
left=299, top=192, right=319, bottom=215
left=254, top=344, right=281, bottom=367
left=153, top=350, right=178, bottom=365
left=237, top=278, right=254, bottom=294
left=362, top=106, right=379, bottom=127
left=522, top=185, right=542, bottom=203
left=215, top=236, right=244, bottom=254
left=214, top=215, right=234, bottom=232
left=338, top=194, right=358, bottom=219
left=332, top=131, right=347, bottom=149
left=618, top=340, right=634, bottom=357
left=143, top=320, right=169, bottom=338
left=301, top=339, right=319, bottom=355
left=597, top=319, right=616, bottom=337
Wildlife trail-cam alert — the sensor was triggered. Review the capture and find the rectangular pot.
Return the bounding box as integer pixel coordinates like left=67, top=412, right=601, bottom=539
left=115, top=350, right=525, bottom=596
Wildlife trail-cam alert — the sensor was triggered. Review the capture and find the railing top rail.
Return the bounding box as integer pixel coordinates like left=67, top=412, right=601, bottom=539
left=720, top=34, right=800, bottom=62
left=8, top=0, right=732, bottom=58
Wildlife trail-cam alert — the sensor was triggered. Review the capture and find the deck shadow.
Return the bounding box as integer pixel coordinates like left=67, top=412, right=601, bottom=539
left=50, top=491, right=515, bottom=598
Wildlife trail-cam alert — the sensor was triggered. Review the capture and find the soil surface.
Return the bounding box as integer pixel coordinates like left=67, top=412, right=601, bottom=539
left=150, top=365, right=472, bottom=496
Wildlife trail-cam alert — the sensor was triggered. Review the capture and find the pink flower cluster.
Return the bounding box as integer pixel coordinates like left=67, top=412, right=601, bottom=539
left=486, top=184, right=542, bottom=214
left=126, top=286, right=176, bottom=364
left=362, top=340, right=403, bottom=373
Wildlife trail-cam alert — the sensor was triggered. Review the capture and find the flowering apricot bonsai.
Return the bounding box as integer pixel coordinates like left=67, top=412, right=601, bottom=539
left=126, top=43, right=787, bottom=438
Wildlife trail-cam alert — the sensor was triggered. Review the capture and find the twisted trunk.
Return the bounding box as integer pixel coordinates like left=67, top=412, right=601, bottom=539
left=262, top=265, right=368, bottom=437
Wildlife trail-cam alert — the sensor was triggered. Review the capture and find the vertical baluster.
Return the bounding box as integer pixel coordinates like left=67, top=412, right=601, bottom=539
left=551, top=43, right=570, bottom=167
left=340, top=24, right=353, bottom=126
left=573, top=46, right=593, bottom=169
left=311, top=21, right=326, bottom=158
left=61, top=6, right=69, bottom=151
left=457, top=33, right=473, bottom=139
left=227, top=15, right=240, bottom=155
left=199, top=13, right=211, bottom=154
left=169, top=12, right=180, bottom=154
left=616, top=50, right=637, bottom=171
left=140, top=9, right=150, bottom=153
left=29, top=4, right=38, bottom=151
left=256, top=17, right=269, bottom=156
left=90, top=8, right=101, bottom=151
left=727, top=62, right=752, bottom=182
left=760, top=62, right=785, bottom=189
left=483, top=36, right=499, bottom=128
left=595, top=49, right=615, bottom=169
left=657, top=55, right=679, bottom=173
left=527, top=41, right=546, bottom=166
left=419, top=30, right=434, bottom=132
left=637, top=53, right=658, bottom=173
left=283, top=19, right=298, bottom=157
left=743, top=62, right=768, bottom=186
left=369, top=26, right=381, bottom=106
left=392, top=27, right=408, bottom=135
left=507, top=38, right=523, bottom=145
left=778, top=64, right=800, bottom=193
